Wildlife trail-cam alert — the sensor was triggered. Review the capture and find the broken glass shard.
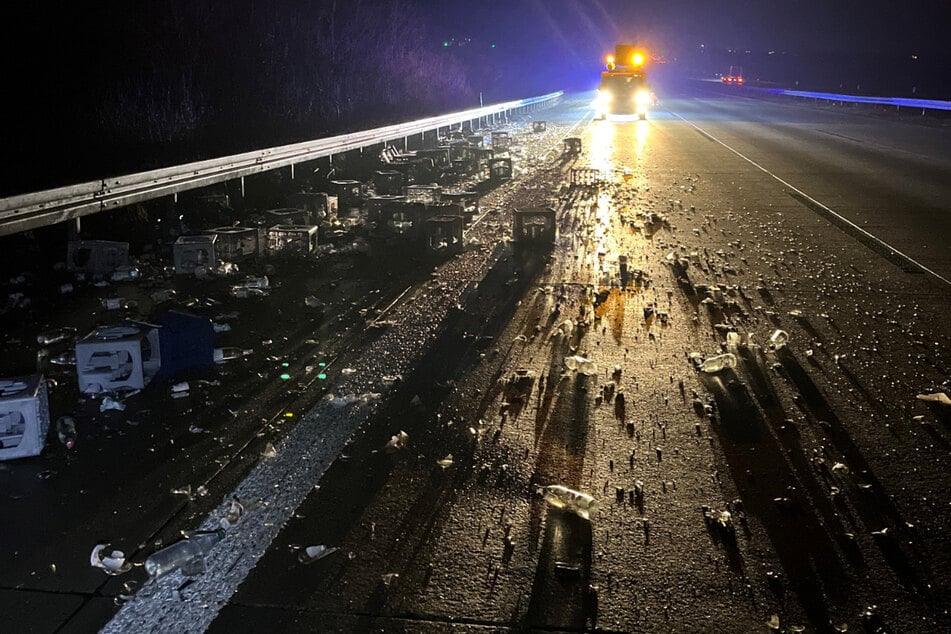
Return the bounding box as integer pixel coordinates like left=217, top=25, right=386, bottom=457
left=298, top=545, right=340, bottom=564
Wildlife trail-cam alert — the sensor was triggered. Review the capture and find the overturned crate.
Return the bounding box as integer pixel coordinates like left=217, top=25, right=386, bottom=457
left=491, top=131, right=511, bottom=152
left=405, top=184, right=442, bottom=205
left=569, top=167, right=606, bottom=188
left=373, top=171, right=404, bottom=196
left=513, top=207, right=557, bottom=245
left=76, top=324, right=162, bottom=394
left=489, top=157, right=513, bottom=181
left=474, top=147, right=495, bottom=168
left=379, top=146, right=434, bottom=184
left=448, top=141, right=475, bottom=162
left=264, top=207, right=311, bottom=227
left=0, top=375, right=50, bottom=462
left=466, top=133, right=485, bottom=147
left=330, top=180, right=363, bottom=211
left=367, top=195, right=406, bottom=224
left=379, top=202, right=428, bottom=240
left=425, top=214, right=465, bottom=255
left=563, top=137, right=582, bottom=154
left=267, top=224, right=319, bottom=256
left=67, top=240, right=129, bottom=275
left=447, top=143, right=479, bottom=175
left=287, top=192, right=338, bottom=223
left=441, top=192, right=480, bottom=224
left=173, top=235, right=217, bottom=274
left=211, top=226, right=264, bottom=262
left=417, top=148, right=452, bottom=171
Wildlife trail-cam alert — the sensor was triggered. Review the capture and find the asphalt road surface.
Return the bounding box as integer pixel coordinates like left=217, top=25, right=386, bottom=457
left=3, top=84, right=950, bottom=633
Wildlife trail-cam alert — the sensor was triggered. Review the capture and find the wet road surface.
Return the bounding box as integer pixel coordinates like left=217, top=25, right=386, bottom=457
left=2, top=85, right=951, bottom=633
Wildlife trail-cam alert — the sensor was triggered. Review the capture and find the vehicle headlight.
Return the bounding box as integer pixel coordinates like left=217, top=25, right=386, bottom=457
left=596, top=90, right=612, bottom=105
left=635, top=90, right=650, bottom=106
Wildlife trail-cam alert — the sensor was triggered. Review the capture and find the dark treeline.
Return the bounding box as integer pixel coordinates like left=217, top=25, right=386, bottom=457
left=2, top=0, right=476, bottom=195
left=97, top=0, right=475, bottom=144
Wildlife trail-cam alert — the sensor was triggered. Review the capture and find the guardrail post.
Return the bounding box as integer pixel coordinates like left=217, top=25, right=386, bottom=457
left=0, top=90, right=564, bottom=236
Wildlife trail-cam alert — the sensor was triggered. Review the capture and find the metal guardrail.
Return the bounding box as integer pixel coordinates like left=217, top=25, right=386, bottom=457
left=762, top=88, right=951, bottom=112
left=0, top=91, right=563, bottom=237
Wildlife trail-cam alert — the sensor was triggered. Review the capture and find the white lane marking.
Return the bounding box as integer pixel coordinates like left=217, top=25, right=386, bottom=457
left=671, top=112, right=951, bottom=287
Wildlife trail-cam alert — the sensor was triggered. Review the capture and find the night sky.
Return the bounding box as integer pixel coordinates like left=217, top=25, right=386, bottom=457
left=423, top=0, right=948, bottom=59
left=5, top=0, right=946, bottom=96
left=422, top=0, right=951, bottom=105
left=1, top=0, right=948, bottom=195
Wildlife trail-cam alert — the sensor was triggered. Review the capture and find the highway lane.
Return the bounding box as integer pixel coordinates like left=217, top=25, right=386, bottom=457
left=4, top=89, right=950, bottom=632
left=202, top=93, right=951, bottom=632
left=661, top=85, right=951, bottom=283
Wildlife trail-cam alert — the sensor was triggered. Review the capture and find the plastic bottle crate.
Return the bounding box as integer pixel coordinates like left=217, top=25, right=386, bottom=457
left=489, top=157, right=513, bottom=180
left=76, top=325, right=162, bottom=394
left=173, top=235, right=217, bottom=274
left=405, top=185, right=442, bottom=205
left=513, top=207, right=556, bottom=244
left=491, top=131, right=511, bottom=151
left=267, top=224, right=318, bottom=256
left=67, top=240, right=129, bottom=275
left=211, top=226, right=263, bottom=262
left=0, top=375, right=50, bottom=461
left=287, top=192, right=337, bottom=222
left=264, top=208, right=310, bottom=226
left=425, top=215, right=464, bottom=254
left=373, top=171, right=404, bottom=196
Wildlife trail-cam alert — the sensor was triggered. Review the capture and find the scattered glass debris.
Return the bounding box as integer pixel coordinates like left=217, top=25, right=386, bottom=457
left=541, top=485, right=596, bottom=520
left=298, top=545, right=339, bottom=564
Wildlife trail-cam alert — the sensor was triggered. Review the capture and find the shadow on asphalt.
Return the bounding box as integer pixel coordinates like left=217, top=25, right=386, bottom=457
left=776, top=348, right=934, bottom=599
left=700, top=371, right=841, bottom=632
left=525, top=508, right=595, bottom=631
left=221, top=245, right=552, bottom=619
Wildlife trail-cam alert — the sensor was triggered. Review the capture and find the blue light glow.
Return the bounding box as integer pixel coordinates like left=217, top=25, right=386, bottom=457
left=763, top=88, right=951, bottom=111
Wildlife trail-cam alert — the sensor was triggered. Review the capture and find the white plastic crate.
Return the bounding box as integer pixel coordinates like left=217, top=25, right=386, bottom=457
left=67, top=240, right=129, bottom=275
left=211, top=226, right=263, bottom=262
left=0, top=375, right=50, bottom=461
left=405, top=185, right=442, bottom=205
left=173, top=235, right=218, bottom=274
left=267, top=225, right=318, bottom=256
left=76, top=325, right=162, bottom=394
left=287, top=192, right=338, bottom=222
left=264, top=208, right=310, bottom=226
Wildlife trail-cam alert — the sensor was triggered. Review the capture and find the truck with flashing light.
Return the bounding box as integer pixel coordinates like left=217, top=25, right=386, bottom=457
left=595, top=45, right=654, bottom=120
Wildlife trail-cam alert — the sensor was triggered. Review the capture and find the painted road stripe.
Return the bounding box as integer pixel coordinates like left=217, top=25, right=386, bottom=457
left=672, top=111, right=951, bottom=287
